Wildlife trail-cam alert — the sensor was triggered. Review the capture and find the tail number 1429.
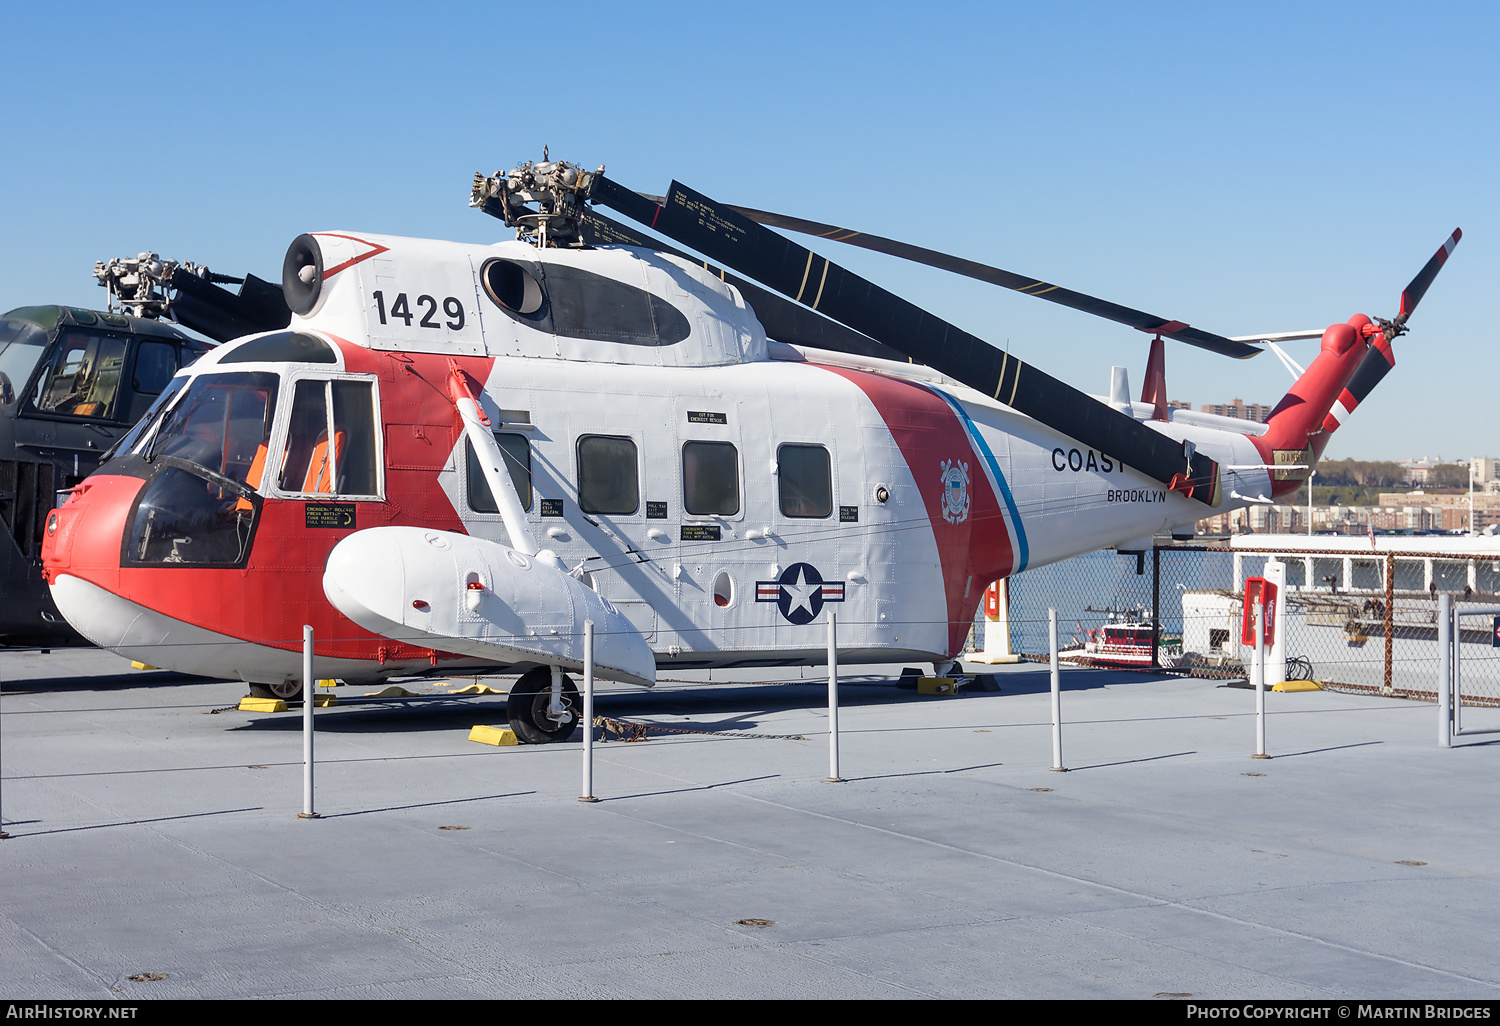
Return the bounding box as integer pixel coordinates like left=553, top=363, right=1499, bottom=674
left=373, top=291, right=465, bottom=331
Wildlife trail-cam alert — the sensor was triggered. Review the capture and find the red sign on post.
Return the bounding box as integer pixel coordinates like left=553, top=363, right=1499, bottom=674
left=1242, top=577, right=1278, bottom=646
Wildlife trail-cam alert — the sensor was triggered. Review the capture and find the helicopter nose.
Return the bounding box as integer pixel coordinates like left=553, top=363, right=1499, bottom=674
left=41, top=481, right=101, bottom=577
left=42, top=473, right=143, bottom=616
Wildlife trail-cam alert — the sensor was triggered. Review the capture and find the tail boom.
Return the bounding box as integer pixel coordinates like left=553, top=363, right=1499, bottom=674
left=1250, top=314, right=1380, bottom=499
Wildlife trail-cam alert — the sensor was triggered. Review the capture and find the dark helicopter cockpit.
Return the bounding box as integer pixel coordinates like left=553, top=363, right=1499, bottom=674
left=1, top=307, right=213, bottom=642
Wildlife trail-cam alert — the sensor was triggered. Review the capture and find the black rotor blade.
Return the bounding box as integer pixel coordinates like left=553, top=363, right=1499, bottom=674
left=577, top=211, right=900, bottom=362
left=1397, top=228, right=1462, bottom=324
left=593, top=176, right=1221, bottom=506
left=167, top=268, right=291, bottom=342
left=635, top=194, right=1258, bottom=360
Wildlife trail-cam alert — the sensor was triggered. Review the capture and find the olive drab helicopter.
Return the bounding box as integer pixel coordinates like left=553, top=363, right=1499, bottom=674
left=39, top=157, right=1460, bottom=742
left=0, top=255, right=290, bottom=644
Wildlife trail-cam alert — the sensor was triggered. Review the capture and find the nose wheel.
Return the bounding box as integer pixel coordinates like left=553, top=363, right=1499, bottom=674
left=506, top=667, right=580, bottom=744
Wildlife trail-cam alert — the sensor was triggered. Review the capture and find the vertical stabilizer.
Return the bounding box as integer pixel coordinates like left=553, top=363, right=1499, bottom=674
left=1140, top=335, right=1168, bottom=421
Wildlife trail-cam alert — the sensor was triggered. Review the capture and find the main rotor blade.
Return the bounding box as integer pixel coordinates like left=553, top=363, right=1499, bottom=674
left=644, top=196, right=1260, bottom=360
left=167, top=268, right=291, bottom=342
left=593, top=176, right=1222, bottom=505
left=578, top=211, right=901, bottom=363
left=1397, top=228, right=1462, bottom=323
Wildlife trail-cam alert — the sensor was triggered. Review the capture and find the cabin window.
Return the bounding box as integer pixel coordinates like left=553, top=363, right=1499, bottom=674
left=467, top=433, right=533, bottom=512
left=277, top=378, right=380, bottom=497
left=30, top=330, right=128, bottom=420
left=682, top=441, right=740, bottom=516
left=577, top=435, right=638, bottom=515
left=778, top=443, right=833, bottom=518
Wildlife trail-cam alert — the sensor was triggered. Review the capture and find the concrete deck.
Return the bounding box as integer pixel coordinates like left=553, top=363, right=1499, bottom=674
left=1, top=648, right=1497, bottom=999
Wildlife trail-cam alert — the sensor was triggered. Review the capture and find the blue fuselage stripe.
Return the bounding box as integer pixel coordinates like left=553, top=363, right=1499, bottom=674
left=934, top=389, right=1029, bottom=573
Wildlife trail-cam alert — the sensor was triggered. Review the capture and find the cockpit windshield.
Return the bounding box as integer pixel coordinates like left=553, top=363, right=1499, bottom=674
left=0, top=319, right=47, bottom=407
left=147, top=372, right=280, bottom=488
left=124, top=372, right=279, bottom=568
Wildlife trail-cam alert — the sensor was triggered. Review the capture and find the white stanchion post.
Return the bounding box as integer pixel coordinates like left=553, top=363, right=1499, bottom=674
left=0, top=669, right=8, bottom=839
left=580, top=619, right=599, bottom=802
left=1453, top=602, right=1464, bottom=736
left=300, top=625, right=319, bottom=819
left=1050, top=608, right=1066, bottom=772
left=1438, top=593, right=1452, bottom=748
left=1253, top=601, right=1268, bottom=759
left=1264, top=559, right=1287, bottom=687
left=824, top=610, right=843, bottom=783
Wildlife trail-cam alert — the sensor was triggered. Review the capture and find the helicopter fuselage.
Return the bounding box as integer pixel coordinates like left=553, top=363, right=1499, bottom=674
left=41, top=232, right=1270, bottom=687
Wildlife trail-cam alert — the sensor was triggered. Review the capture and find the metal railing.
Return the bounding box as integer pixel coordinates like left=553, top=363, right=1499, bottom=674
left=975, top=542, right=1500, bottom=706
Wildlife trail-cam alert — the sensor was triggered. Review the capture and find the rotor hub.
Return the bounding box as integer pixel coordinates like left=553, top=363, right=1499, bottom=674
left=93, top=252, right=213, bottom=321
left=470, top=158, right=600, bottom=248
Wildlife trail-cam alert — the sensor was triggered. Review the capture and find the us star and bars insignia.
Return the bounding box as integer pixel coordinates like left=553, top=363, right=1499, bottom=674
left=756, top=562, right=845, bottom=625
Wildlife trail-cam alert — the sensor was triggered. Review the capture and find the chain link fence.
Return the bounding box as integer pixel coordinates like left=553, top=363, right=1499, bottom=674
left=981, top=542, right=1500, bottom=707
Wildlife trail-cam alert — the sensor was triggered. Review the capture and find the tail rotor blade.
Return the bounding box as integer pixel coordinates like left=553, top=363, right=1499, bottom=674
left=1397, top=228, right=1462, bottom=324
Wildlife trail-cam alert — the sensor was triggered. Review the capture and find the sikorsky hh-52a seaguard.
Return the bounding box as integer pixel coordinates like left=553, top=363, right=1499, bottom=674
left=40, top=159, right=1460, bottom=742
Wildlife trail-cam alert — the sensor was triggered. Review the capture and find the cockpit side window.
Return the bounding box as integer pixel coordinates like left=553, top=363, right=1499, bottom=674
left=277, top=378, right=380, bottom=497
left=30, top=330, right=128, bottom=420
left=120, top=342, right=180, bottom=423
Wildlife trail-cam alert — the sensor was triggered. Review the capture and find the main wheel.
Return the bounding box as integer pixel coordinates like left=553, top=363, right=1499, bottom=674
left=248, top=679, right=303, bottom=702
left=506, top=667, right=580, bottom=744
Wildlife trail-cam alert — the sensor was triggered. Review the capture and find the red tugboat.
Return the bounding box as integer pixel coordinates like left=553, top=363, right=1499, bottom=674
left=1060, top=607, right=1184, bottom=668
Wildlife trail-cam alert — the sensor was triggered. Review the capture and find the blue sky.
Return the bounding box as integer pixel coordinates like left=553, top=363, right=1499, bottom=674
left=4, top=1, right=1494, bottom=461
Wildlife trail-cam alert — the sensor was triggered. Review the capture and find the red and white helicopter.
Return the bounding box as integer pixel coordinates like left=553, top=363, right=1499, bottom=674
left=39, top=159, right=1460, bottom=742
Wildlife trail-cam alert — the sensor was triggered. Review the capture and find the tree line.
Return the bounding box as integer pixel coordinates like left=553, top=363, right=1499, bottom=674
left=1313, top=459, right=1468, bottom=489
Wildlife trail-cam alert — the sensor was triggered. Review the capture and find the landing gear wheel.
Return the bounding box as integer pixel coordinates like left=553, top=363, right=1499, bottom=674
left=249, top=679, right=303, bottom=703
left=506, top=668, right=580, bottom=744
